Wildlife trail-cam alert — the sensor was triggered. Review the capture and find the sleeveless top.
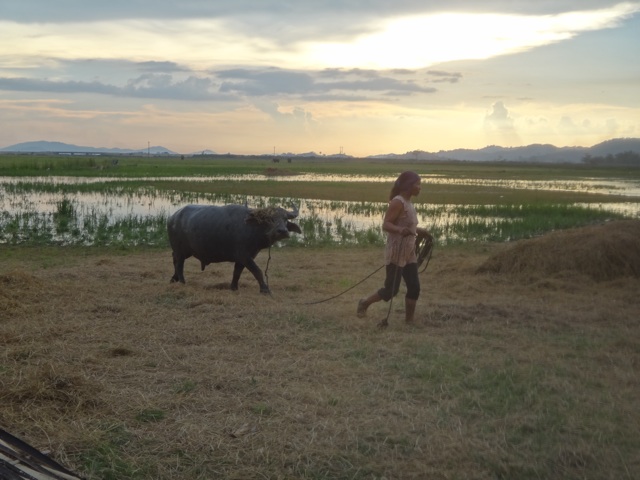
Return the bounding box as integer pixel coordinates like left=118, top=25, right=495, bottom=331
left=384, top=195, right=418, bottom=267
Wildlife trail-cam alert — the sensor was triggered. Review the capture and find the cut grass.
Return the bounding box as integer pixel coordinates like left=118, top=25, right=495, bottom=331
left=1, top=236, right=638, bottom=479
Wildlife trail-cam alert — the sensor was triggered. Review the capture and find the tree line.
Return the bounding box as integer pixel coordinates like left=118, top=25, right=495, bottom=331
left=582, top=151, right=640, bottom=166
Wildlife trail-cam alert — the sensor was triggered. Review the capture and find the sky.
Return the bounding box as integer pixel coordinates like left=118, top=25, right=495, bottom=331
left=1, top=1, right=639, bottom=156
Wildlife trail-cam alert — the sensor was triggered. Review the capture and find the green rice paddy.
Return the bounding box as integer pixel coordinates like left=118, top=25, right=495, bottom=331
left=0, top=154, right=638, bottom=248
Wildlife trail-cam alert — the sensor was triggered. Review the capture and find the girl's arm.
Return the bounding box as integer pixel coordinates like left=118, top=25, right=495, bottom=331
left=382, top=199, right=412, bottom=236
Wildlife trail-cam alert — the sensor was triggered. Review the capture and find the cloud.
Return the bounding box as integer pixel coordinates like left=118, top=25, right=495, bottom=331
left=0, top=77, right=119, bottom=95
left=426, top=70, right=463, bottom=84
left=0, top=74, right=231, bottom=101
left=253, top=100, right=317, bottom=130
left=136, top=61, right=186, bottom=73
left=299, top=3, right=640, bottom=69
left=218, top=69, right=316, bottom=96
left=0, top=65, right=437, bottom=103
left=558, top=115, right=580, bottom=133
left=123, top=74, right=222, bottom=100
left=4, top=2, right=638, bottom=71
left=485, top=101, right=514, bottom=127
left=604, top=118, right=621, bottom=136
left=4, top=1, right=635, bottom=23
left=59, top=58, right=186, bottom=74
left=559, top=115, right=620, bottom=137
left=216, top=68, right=435, bottom=98
left=484, top=101, right=522, bottom=144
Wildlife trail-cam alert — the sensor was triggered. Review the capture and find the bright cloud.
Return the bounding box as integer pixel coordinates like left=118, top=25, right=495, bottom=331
left=301, top=3, right=640, bottom=69
left=2, top=3, right=638, bottom=71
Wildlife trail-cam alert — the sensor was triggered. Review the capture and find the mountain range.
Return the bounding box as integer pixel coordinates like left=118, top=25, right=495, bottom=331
left=1, top=138, right=639, bottom=163
left=374, top=138, right=640, bottom=163
left=0, top=141, right=179, bottom=156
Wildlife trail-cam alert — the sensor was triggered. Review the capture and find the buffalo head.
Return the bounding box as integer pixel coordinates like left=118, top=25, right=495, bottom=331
left=246, top=206, right=301, bottom=243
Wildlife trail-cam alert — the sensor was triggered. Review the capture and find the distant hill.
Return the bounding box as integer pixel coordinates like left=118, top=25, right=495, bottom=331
left=587, top=138, right=640, bottom=157
left=0, top=140, right=178, bottom=155
left=437, top=144, right=582, bottom=162
left=1, top=138, right=639, bottom=163
left=371, top=138, right=640, bottom=163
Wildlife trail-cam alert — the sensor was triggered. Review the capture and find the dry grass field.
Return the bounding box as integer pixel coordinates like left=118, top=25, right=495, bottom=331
left=1, top=220, right=639, bottom=479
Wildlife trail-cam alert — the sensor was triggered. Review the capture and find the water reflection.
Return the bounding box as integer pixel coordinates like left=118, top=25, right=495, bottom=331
left=1, top=175, right=638, bottom=246
left=2, top=173, right=640, bottom=196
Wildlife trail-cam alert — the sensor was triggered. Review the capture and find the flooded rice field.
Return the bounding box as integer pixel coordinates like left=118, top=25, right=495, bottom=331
left=1, top=175, right=639, bottom=246
left=2, top=173, right=640, bottom=195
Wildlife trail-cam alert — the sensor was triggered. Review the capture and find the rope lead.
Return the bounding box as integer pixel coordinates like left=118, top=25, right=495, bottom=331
left=272, top=235, right=434, bottom=309
left=302, top=264, right=386, bottom=305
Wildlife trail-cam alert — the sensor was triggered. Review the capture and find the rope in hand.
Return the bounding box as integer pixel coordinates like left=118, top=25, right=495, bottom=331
left=416, top=233, right=434, bottom=273
left=264, top=245, right=273, bottom=297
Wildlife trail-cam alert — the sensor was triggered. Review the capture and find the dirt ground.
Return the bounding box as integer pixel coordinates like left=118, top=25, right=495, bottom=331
left=1, top=220, right=639, bottom=479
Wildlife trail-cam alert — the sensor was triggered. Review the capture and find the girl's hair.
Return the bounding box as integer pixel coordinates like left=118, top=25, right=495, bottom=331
left=389, top=171, right=421, bottom=200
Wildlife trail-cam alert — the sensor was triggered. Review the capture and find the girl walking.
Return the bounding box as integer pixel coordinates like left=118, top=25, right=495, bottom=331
left=357, top=171, right=430, bottom=327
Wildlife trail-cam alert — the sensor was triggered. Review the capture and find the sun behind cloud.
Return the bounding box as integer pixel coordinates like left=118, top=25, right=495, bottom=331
left=298, top=4, right=640, bottom=69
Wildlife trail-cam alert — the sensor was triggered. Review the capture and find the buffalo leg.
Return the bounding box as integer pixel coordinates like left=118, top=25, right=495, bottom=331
left=231, top=262, right=245, bottom=291
left=171, top=251, right=186, bottom=283
left=244, top=258, right=270, bottom=294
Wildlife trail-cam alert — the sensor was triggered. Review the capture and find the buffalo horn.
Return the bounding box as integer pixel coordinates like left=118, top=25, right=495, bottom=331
left=286, top=204, right=299, bottom=219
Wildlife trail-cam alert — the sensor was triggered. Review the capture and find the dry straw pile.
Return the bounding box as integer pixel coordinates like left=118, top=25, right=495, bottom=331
left=477, top=219, right=640, bottom=281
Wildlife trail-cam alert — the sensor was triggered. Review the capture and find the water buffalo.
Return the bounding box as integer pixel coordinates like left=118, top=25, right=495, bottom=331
left=167, top=204, right=301, bottom=293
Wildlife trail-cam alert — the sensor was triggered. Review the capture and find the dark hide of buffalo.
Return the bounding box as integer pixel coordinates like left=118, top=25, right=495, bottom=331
left=167, top=204, right=301, bottom=293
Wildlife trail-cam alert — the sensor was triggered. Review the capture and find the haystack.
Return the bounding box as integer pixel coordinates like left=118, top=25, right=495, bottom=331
left=476, top=219, right=640, bottom=281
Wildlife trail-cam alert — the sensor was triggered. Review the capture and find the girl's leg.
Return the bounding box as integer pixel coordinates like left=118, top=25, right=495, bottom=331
left=357, top=291, right=381, bottom=317
left=402, top=263, right=420, bottom=323
left=405, top=298, right=417, bottom=324
left=357, top=264, right=402, bottom=317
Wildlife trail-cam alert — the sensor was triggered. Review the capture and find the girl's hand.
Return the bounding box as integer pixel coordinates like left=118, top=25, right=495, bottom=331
left=417, top=227, right=432, bottom=240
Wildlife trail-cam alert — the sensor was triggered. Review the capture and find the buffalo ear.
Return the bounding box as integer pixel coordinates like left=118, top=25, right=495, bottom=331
left=287, top=221, right=302, bottom=234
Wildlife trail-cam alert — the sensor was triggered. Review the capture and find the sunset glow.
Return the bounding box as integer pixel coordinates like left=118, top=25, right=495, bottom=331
left=0, top=1, right=638, bottom=155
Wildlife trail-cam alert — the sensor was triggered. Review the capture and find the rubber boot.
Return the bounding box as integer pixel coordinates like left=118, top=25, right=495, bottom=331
left=405, top=298, right=417, bottom=324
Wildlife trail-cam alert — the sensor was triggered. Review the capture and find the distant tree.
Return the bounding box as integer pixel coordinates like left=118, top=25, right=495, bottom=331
left=582, top=150, right=640, bottom=166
